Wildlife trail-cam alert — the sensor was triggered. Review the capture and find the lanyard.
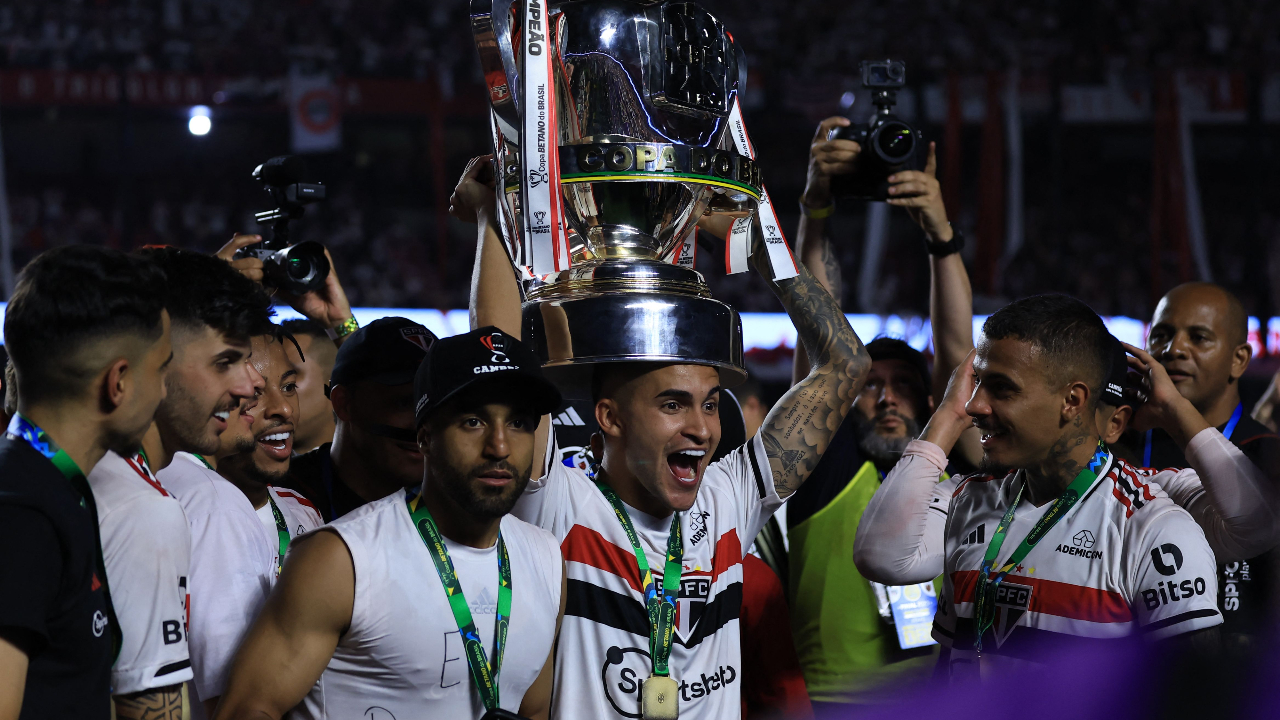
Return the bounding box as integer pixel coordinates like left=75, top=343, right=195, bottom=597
left=595, top=480, right=684, bottom=677
left=406, top=492, right=511, bottom=710
left=1143, top=402, right=1242, bottom=467
left=266, top=494, right=290, bottom=575
left=6, top=414, right=122, bottom=661
left=973, top=444, right=1110, bottom=654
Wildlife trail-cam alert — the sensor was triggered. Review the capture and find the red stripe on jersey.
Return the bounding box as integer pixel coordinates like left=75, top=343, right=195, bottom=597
left=272, top=488, right=318, bottom=513
left=125, top=454, right=169, bottom=497
left=709, top=529, right=742, bottom=583
left=952, top=570, right=1133, bottom=624
left=953, top=473, right=999, bottom=497
left=562, top=525, right=645, bottom=593
left=1111, top=485, right=1136, bottom=518
left=1121, top=464, right=1157, bottom=502
left=561, top=524, right=745, bottom=592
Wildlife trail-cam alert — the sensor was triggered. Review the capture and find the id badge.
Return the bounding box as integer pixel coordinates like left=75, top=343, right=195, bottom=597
left=887, top=582, right=939, bottom=650
left=641, top=674, right=679, bottom=720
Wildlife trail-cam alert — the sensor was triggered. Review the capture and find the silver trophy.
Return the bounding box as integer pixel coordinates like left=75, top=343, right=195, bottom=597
left=472, top=0, right=770, bottom=384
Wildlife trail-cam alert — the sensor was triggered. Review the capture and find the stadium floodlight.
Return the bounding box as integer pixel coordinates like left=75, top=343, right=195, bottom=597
left=188, top=106, right=212, bottom=136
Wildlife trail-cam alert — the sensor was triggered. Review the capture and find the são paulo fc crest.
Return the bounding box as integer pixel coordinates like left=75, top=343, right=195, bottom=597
left=674, top=574, right=712, bottom=640
left=399, top=327, right=434, bottom=351
left=992, top=581, right=1033, bottom=648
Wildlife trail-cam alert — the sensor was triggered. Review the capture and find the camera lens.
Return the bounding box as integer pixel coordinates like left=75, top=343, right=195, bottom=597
left=266, top=241, right=331, bottom=294
left=874, top=122, right=914, bottom=162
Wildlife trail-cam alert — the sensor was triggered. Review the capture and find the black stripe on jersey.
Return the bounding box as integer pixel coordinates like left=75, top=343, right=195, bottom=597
left=566, top=579, right=649, bottom=638
left=1141, top=608, right=1220, bottom=633
left=932, top=621, right=954, bottom=639
left=154, top=659, right=191, bottom=678
left=565, top=579, right=744, bottom=650
left=747, top=440, right=766, bottom=500
left=678, top=581, right=742, bottom=648
left=948, top=617, right=1127, bottom=661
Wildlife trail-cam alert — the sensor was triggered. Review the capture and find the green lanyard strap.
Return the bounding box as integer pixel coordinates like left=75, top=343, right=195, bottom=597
left=6, top=413, right=122, bottom=662
left=266, top=494, right=290, bottom=575
left=406, top=492, right=512, bottom=710
left=973, top=444, right=1110, bottom=653
left=595, top=480, right=684, bottom=677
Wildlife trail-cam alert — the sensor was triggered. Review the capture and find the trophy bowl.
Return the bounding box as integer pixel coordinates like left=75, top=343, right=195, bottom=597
left=473, top=0, right=758, bottom=386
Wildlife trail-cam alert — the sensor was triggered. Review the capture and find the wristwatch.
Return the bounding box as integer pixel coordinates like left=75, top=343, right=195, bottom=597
left=925, top=227, right=965, bottom=257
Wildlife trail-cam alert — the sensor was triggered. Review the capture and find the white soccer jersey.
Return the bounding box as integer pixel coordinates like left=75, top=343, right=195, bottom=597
left=513, top=430, right=781, bottom=720
left=935, top=452, right=1222, bottom=677
left=159, top=453, right=275, bottom=713
left=255, top=486, right=323, bottom=541
left=87, top=451, right=193, bottom=694
left=293, top=492, right=563, bottom=720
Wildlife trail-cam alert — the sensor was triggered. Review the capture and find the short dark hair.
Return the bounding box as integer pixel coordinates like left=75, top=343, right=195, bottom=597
left=982, top=294, right=1112, bottom=403
left=591, top=362, right=654, bottom=404
left=6, top=245, right=166, bottom=404
left=281, top=318, right=328, bottom=340
left=136, top=247, right=274, bottom=342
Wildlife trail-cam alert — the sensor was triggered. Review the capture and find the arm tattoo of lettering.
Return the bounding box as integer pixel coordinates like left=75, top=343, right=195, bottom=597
left=114, top=685, right=184, bottom=720
left=754, top=256, right=870, bottom=497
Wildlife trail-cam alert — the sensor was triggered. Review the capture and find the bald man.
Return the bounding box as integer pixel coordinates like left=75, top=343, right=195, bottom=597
left=1115, top=282, right=1280, bottom=651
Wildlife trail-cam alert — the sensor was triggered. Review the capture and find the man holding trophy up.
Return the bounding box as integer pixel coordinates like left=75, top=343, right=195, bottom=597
left=459, top=1, right=871, bottom=718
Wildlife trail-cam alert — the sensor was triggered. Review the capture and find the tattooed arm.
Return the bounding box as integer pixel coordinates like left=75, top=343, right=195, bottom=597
left=114, top=685, right=184, bottom=720
left=790, top=116, right=852, bottom=386
left=755, top=249, right=870, bottom=498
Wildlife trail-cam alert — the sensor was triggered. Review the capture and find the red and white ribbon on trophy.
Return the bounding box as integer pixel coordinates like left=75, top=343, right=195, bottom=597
left=725, top=98, right=798, bottom=281
left=520, top=0, right=572, bottom=277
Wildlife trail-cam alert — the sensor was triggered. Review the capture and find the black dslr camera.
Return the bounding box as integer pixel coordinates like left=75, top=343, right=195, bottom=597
left=830, top=60, right=923, bottom=201
left=236, top=156, right=331, bottom=295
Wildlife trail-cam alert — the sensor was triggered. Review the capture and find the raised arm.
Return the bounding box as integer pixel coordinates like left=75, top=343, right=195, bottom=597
left=1126, top=343, right=1280, bottom=560
left=755, top=245, right=870, bottom=497
left=790, top=117, right=857, bottom=385
left=212, top=531, right=355, bottom=720
left=451, top=155, right=551, bottom=474
left=452, top=155, right=523, bottom=338
left=854, top=350, right=975, bottom=583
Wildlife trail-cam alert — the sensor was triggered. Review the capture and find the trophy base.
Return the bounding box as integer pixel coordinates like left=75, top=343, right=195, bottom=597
left=522, top=263, right=746, bottom=389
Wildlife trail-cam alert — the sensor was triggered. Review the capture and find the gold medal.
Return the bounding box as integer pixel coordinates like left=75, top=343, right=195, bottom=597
left=641, top=674, right=679, bottom=720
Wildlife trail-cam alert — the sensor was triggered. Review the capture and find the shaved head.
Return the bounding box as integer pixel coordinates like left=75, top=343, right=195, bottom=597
left=1148, top=282, right=1252, bottom=419
left=1158, top=283, right=1247, bottom=347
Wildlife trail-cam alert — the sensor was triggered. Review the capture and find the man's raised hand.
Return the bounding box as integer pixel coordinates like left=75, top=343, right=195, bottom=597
left=802, top=116, right=861, bottom=208
left=449, top=155, right=498, bottom=225
left=886, top=141, right=952, bottom=243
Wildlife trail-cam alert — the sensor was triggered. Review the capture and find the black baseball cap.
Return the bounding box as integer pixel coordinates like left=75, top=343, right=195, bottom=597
left=1102, top=335, right=1133, bottom=408
left=866, top=337, right=931, bottom=394
left=414, top=326, right=562, bottom=426
left=330, top=317, right=438, bottom=388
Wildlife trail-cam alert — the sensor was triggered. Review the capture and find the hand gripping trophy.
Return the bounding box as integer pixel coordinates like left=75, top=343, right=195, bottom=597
left=470, top=0, right=797, bottom=384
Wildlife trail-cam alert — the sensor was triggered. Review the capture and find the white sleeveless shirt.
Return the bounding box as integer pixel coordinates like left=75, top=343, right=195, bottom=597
left=292, top=492, right=563, bottom=720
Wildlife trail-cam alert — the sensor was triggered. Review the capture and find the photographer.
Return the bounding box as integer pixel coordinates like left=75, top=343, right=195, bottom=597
left=787, top=118, right=979, bottom=710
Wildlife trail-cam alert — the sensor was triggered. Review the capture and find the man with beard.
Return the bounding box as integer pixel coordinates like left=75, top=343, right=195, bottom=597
left=0, top=246, right=170, bottom=720
left=216, top=332, right=322, bottom=566
left=855, top=295, right=1256, bottom=676
left=130, top=248, right=274, bottom=719
left=214, top=328, right=565, bottom=720
left=282, top=317, right=437, bottom=521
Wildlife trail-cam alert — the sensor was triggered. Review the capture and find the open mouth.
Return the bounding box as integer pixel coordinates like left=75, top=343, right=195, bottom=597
left=257, top=430, right=293, bottom=461
left=212, top=410, right=230, bottom=429
left=667, top=449, right=706, bottom=485
left=978, top=426, right=1008, bottom=447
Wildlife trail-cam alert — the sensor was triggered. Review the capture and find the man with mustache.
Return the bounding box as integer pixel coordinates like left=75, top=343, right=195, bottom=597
left=0, top=246, right=170, bottom=720
left=216, top=332, right=322, bottom=562
left=282, top=317, right=437, bottom=521
left=214, top=328, right=566, bottom=720
left=1115, top=282, right=1280, bottom=650
left=855, top=295, right=1256, bottom=675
